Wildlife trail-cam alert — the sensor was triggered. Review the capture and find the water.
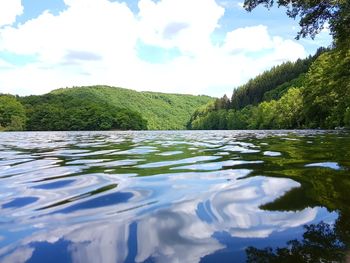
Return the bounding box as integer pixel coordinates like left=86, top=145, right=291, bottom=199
left=0, top=130, right=350, bottom=263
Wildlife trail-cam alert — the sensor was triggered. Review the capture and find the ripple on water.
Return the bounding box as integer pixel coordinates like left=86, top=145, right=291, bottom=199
left=263, top=151, right=282, bottom=157
left=53, top=191, right=134, bottom=214
left=219, top=145, right=260, bottom=153
left=38, top=183, right=119, bottom=211
left=171, top=160, right=263, bottom=171
left=65, top=159, right=110, bottom=165
left=0, top=159, right=63, bottom=178
left=305, top=162, right=342, bottom=170
left=33, top=179, right=76, bottom=190
left=136, top=156, right=221, bottom=168
left=21, top=165, right=84, bottom=183
left=0, top=130, right=348, bottom=263
left=2, top=197, right=39, bottom=209
left=111, top=146, right=158, bottom=155
left=156, top=151, right=183, bottom=156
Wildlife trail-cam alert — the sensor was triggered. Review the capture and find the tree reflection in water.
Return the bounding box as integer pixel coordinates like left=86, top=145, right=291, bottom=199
left=246, top=217, right=349, bottom=263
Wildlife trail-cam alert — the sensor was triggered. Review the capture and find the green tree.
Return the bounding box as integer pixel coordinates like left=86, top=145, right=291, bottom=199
left=276, top=87, right=304, bottom=129
left=23, top=86, right=212, bottom=130
left=187, top=101, right=216, bottom=129
left=231, top=54, right=320, bottom=111
left=256, top=100, right=278, bottom=129
left=302, top=48, right=350, bottom=128
left=345, top=107, right=350, bottom=128
left=227, top=109, right=251, bottom=130
left=22, top=93, right=148, bottom=131
left=243, top=0, right=350, bottom=44
left=0, top=95, right=26, bottom=131
left=214, top=94, right=231, bottom=110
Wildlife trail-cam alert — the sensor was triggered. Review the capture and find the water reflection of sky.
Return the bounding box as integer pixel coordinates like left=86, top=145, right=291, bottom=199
left=0, top=131, right=346, bottom=263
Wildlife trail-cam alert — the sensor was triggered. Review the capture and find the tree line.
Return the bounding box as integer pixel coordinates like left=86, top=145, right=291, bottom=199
left=188, top=47, right=350, bottom=130
left=0, top=92, right=147, bottom=131
left=230, top=50, right=324, bottom=111
left=189, top=0, right=350, bottom=130
left=0, top=85, right=213, bottom=131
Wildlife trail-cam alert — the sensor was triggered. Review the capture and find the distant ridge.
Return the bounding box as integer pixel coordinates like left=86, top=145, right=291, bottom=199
left=22, top=85, right=214, bottom=130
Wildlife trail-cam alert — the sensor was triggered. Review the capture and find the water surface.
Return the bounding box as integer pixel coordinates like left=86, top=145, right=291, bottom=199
left=0, top=130, right=350, bottom=262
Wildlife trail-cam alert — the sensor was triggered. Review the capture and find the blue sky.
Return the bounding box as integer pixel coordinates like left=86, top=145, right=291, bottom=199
left=0, top=0, right=332, bottom=96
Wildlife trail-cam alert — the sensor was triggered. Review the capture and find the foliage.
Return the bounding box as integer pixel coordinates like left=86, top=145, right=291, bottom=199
left=214, top=94, right=231, bottom=110
left=190, top=87, right=304, bottom=130
left=0, top=94, right=26, bottom=131
left=3, top=86, right=212, bottom=131
left=21, top=92, right=147, bottom=131
left=49, top=86, right=213, bottom=130
left=15, top=86, right=212, bottom=131
left=230, top=51, right=322, bottom=110
left=189, top=45, right=349, bottom=130
left=345, top=107, right=350, bottom=128
left=193, top=0, right=350, bottom=131
left=186, top=100, right=216, bottom=129
left=263, top=74, right=305, bottom=102
left=302, top=48, right=350, bottom=128
left=249, top=100, right=278, bottom=129
left=246, top=222, right=346, bottom=263
left=275, top=87, right=304, bottom=128
left=227, top=106, right=253, bottom=130
left=243, top=0, right=350, bottom=45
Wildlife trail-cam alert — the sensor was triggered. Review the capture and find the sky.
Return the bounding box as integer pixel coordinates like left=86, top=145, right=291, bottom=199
left=0, top=0, right=332, bottom=97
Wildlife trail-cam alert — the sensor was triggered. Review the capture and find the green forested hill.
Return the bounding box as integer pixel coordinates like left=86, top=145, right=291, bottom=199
left=188, top=46, right=350, bottom=130
left=0, top=86, right=213, bottom=131
left=230, top=51, right=321, bottom=110
left=49, top=86, right=213, bottom=130
left=188, top=0, right=350, bottom=131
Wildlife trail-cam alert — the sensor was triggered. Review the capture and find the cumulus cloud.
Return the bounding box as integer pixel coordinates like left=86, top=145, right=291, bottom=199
left=223, top=25, right=306, bottom=61
left=0, top=0, right=307, bottom=96
left=138, top=0, right=225, bottom=55
left=0, top=0, right=23, bottom=27
left=0, top=0, right=137, bottom=61
left=224, top=25, right=273, bottom=53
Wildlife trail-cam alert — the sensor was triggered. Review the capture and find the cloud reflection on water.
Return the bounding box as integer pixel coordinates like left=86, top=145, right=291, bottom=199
left=0, top=130, right=343, bottom=263
left=0, top=172, right=332, bottom=263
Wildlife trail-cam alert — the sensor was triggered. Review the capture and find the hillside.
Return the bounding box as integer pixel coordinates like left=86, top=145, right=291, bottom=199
left=230, top=48, right=325, bottom=110
left=1, top=86, right=213, bottom=131
left=188, top=46, right=350, bottom=130
left=49, top=86, right=213, bottom=130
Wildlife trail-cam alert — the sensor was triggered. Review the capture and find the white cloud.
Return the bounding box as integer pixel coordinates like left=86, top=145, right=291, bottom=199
left=0, top=0, right=23, bottom=27
left=0, top=0, right=307, bottom=97
left=224, top=25, right=273, bottom=53
left=0, top=0, right=139, bottom=94
left=138, top=0, right=225, bottom=55
left=0, top=0, right=137, bottom=61
left=223, top=25, right=306, bottom=62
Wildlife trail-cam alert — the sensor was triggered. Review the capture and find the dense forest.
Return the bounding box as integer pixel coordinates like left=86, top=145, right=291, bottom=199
left=188, top=0, right=350, bottom=130
left=0, top=87, right=213, bottom=131
left=188, top=46, right=350, bottom=130
left=230, top=50, right=323, bottom=110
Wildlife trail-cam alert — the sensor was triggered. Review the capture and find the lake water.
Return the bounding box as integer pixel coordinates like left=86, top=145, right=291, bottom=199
left=0, top=130, right=350, bottom=263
